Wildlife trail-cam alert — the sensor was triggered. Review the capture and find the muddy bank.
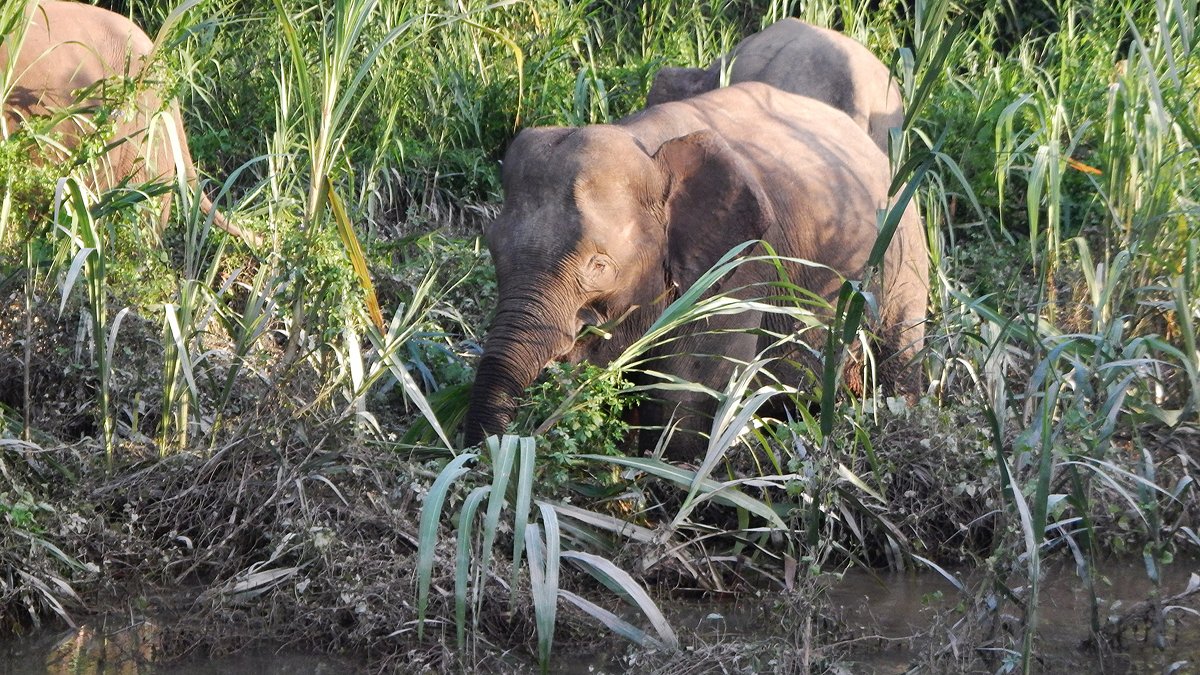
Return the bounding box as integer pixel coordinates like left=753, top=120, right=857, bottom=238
left=3, top=409, right=1199, bottom=673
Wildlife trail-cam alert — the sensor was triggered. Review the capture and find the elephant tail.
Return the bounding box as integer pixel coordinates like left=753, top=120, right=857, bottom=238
left=200, top=193, right=262, bottom=248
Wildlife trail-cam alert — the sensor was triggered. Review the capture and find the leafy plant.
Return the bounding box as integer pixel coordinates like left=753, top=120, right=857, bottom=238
left=415, top=435, right=677, bottom=670
left=512, top=362, right=636, bottom=490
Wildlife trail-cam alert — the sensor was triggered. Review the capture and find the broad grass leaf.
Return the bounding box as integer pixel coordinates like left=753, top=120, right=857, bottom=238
left=416, top=452, right=476, bottom=639
left=560, top=550, right=679, bottom=650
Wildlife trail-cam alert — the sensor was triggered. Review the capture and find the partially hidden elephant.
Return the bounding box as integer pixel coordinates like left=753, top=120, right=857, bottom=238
left=647, top=18, right=903, bottom=152
left=1, top=0, right=254, bottom=242
left=462, top=82, right=929, bottom=454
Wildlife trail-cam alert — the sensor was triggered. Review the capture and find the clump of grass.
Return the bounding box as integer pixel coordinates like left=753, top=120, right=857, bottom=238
left=415, top=435, right=678, bottom=671
left=511, top=362, right=636, bottom=491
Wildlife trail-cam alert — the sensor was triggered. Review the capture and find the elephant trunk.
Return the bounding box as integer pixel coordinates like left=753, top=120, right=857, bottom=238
left=463, top=295, right=575, bottom=447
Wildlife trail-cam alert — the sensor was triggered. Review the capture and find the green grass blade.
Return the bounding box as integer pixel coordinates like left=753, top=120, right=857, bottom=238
left=819, top=281, right=864, bottom=438
left=372, top=328, right=453, bottom=450
left=455, top=485, right=491, bottom=648
left=692, top=360, right=783, bottom=495
left=510, top=436, right=536, bottom=601
left=526, top=502, right=562, bottom=673
left=57, top=246, right=94, bottom=317
left=163, top=305, right=199, bottom=395
left=416, top=452, right=477, bottom=640
left=560, top=550, right=679, bottom=649
left=476, top=435, right=517, bottom=617
left=558, top=590, right=655, bottom=647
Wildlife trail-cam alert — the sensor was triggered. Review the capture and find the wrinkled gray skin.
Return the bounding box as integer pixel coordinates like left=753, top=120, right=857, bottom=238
left=463, top=82, right=928, bottom=455
left=1, top=1, right=254, bottom=242
left=647, top=19, right=903, bottom=152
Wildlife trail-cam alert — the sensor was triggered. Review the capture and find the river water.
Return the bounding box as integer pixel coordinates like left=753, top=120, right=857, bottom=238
left=3, top=560, right=1197, bottom=673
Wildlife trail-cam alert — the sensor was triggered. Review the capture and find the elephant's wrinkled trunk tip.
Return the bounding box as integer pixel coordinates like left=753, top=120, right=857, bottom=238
left=463, top=313, right=570, bottom=448
left=463, top=364, right=527, bottom=448
left=462, top=403, right=508, bottom=448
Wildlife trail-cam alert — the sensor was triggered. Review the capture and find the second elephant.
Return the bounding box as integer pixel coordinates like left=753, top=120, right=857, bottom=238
left=647, top=18, right=904, bottom=152
left=1, top=0, right=254, bottom=242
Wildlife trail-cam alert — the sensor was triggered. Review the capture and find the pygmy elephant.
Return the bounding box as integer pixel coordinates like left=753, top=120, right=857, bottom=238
left=647, top=19, right=903, bottom=152
left=1, top=0, right=254, bottom=242
left=462, top=82, right=928, bottom=454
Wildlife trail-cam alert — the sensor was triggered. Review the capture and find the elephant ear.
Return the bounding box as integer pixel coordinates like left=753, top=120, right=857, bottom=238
left=653, top=130, right=773, bottom=294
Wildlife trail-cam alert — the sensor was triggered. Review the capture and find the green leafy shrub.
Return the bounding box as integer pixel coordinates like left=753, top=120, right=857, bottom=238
left=513, top=362, right=637, bottom=491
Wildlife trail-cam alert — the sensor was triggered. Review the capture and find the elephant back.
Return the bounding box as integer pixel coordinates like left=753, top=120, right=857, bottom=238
left=647, top=18, right=903, bottom=151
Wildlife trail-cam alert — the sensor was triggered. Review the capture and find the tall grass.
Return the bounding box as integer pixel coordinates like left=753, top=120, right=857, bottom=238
left=53, top=179, right=122, bottom=459
left=415, top=434, right=676, bottom=670
left=912, top=0, right=1199, bottom=667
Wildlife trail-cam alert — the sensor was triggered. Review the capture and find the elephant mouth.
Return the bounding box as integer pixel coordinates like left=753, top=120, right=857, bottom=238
left=552, top=340, right=586, bottom=368
left=560, top=321, right=618, bottom=366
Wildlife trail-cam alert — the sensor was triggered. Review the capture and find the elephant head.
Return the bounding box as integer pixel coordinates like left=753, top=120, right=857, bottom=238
left=646, top=66, right=720, bottom=107
left=462, top=125, right=772, bottom=446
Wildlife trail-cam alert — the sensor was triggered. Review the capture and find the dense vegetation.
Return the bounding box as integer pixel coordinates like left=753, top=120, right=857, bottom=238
left=1, top=0, right=1197, bottom=671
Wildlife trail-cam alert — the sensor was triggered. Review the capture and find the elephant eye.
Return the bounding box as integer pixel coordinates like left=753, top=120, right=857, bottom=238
left=580, top=253, right=617, bottom=289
